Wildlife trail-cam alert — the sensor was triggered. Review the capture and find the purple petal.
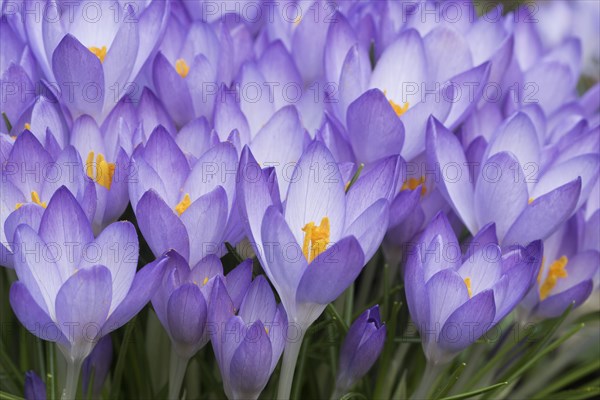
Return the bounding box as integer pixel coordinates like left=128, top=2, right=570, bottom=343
left=167, top=283, right=208, bottom=356
left=345, top=155, right=400, bottom=225
left=10, top=281, right=66, bottom=344
left=296, top=236, right=365, bottom=305
left=438, top=290, right=496, bottom=353
left=474, top=152, right=529, bottom=241
left=239, top=275, right=277, bottom=324
left=153, top=52, right=194, bottom=127
left=55, top=265, right=112, bottom=357
left=79, top=221, right=139, bottom=314
left=345, top=199, right=389, bottom=262
left=228, top=320, right=273, bottom=398
left=426, top=118, right=477, bottom=232
left=38, top=187, right=94, bottom=278
left=284, top=142, right=346, bottom=245
left=426, top=269, right=470, bottom=337
left=52, top=35, right=105, bottom=118
left=103, top=256, right=167, bottom=334
left=346, top=89, right=405, bottom=164
left=504, top=179, right=581, bottom=246
left=535, top=280, right=594, bottom=319
left=136, top=190, right=190, bottom=261
left=225, top=259, right=253, bottom=311
left=180, top=187, right=228, bottom=265
left=143, top=126, right=190, bottom=207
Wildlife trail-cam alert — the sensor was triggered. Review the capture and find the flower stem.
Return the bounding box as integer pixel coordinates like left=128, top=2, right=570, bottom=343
left=277, top=330, right=306, bottom=400
left=411, top=362, right=441, bottom=400
left=61, top=359, right=83, bottom=400
left=168, top=349, right=190, bottom=400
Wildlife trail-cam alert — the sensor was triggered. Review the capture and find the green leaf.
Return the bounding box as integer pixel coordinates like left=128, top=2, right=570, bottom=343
left=533, top=359, right=600, bottom=399
left=345, top=164, right=364, bottom=193
left=109, top=316, right=138, bottom=399
left=2, top=112, right=12, bottom=133
left=432, top=363, right=467, bottom=400
left=439, top=382, right=508, bottom=400
left=543, top=385, right=600, bottom=400
left=340, top=392, right=367, bottom=400
left=326, top=304, right=349, bottom=333
left=0, top=391, right=25, bottom=400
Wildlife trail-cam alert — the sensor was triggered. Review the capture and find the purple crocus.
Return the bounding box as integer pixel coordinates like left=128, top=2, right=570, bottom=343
left=0, top=15, right=40, bottom=133
left=334, top=305, right=386, bottom=395
left=1, top=131, right=96, bottom=268
left=404, top=212, right=543, bottom=364
left=26, top=0, right=169, bottom=122
left=237, top=141, right=395, bottom=398
left=9, top=187, right=165, bottom=399
left=69, top=115, right=131, bottom=233
left=150, top=250, right=252, bottom=399
left=129, top=126, right=239, bottom=266
left=427, top=115, right=598, bottom=246
left=209, top=275, right=287, bottom=400
left=24, top=370, right=46, bottom=400
left=520, top=213, right=600, bottom=320
left=153, top=20, right=233, bottom=127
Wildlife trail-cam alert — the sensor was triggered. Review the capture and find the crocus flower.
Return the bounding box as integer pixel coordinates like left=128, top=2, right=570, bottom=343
left=69, top=115, right=131, bottom=233
left=238, top=141, right=395, bottom=330
left=25, top=0, right=169, bottom=122
left=24, top=370, right=46, bottom=400
left=153, top=20, right=235, bottom=127
left=150, top=250, right=252, bottom=399
left=520, top=213, right=600, bottom=319
left=209, top=275, right=287, bottom=400
left=334, top=305, right=386, bottom=395
left=238, top=141, right=395, bottom=398
left=427, top=115, right=599, bottom=246
left=129, top=126, right=239, bottom=266
left=81, top=335, right=113, bottom=399
left=1, top=131, right=96, bottom=268
left=9, top=187, right=165, bottom=398
left=404, top=212, right=543, bottom=364
left=0, top=15, right=40, bottom=133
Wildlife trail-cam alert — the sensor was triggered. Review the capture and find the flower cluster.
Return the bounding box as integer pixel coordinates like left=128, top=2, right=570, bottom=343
left=1, top=1, right=598, bottom=400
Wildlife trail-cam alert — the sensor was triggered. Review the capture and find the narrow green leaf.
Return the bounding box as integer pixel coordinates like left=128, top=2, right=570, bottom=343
left=2, top=112, right=12, bottom=133
left=373, top=301, right=402, bottom=399
left=340, top=392, right=367, bottom=400
left=0, top=346, right=24, bottom=386
left=543, top=385, right=600, bottom=400
left=439, top=382, right=508, bottom=400
left=432, top=363, right=467, bottom=400
left=225, top=242, right=244, bottom=264
left=109, top=316, right=138, bottom=399
left=0, top=391, right=25, bottom=400
left=343, top=284, right=355, bottom=327
left=345, top=163, right=365, bottom=193
left=326, top=304, right=349, bottom=333
left=533, top=359, right=600, bottom=399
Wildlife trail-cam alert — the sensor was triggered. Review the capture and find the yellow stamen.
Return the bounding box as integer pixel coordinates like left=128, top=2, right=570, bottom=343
left=175, top=59, right=190, bottom=78
left=202, top=276, right=209, bottom=286
left=89, top=46, right=107, bottom=63
left=384, top=90, right=409, bottom=116
left=16, top=191, right=47, bottom=210
left=528, top=197, right=534, bottom=204
left=265, top=326, right=270, bottom=334
left=539, top=256, right=568, bottom=300
left=175, top=193, right=192, bottom=216
left=464, top=277, right=473, bottom=298
left=302, top=217, right=330, bottom=263
left=86, top=151, right=116, bottom=190
left=293, top=15, right=302, bottom=26
left=401, top=176, right=427, bottom=196
left=24, top=123, right=31, bottom=131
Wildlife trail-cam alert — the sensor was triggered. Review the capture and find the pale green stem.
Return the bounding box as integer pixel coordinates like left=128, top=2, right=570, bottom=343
left=277, top=330, right=306, bottom=400
left=168, top=349, right=190, bottom=400
left=411, top=362, right=442, bottom=400
left=61, top=359, right=82, bottom=400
